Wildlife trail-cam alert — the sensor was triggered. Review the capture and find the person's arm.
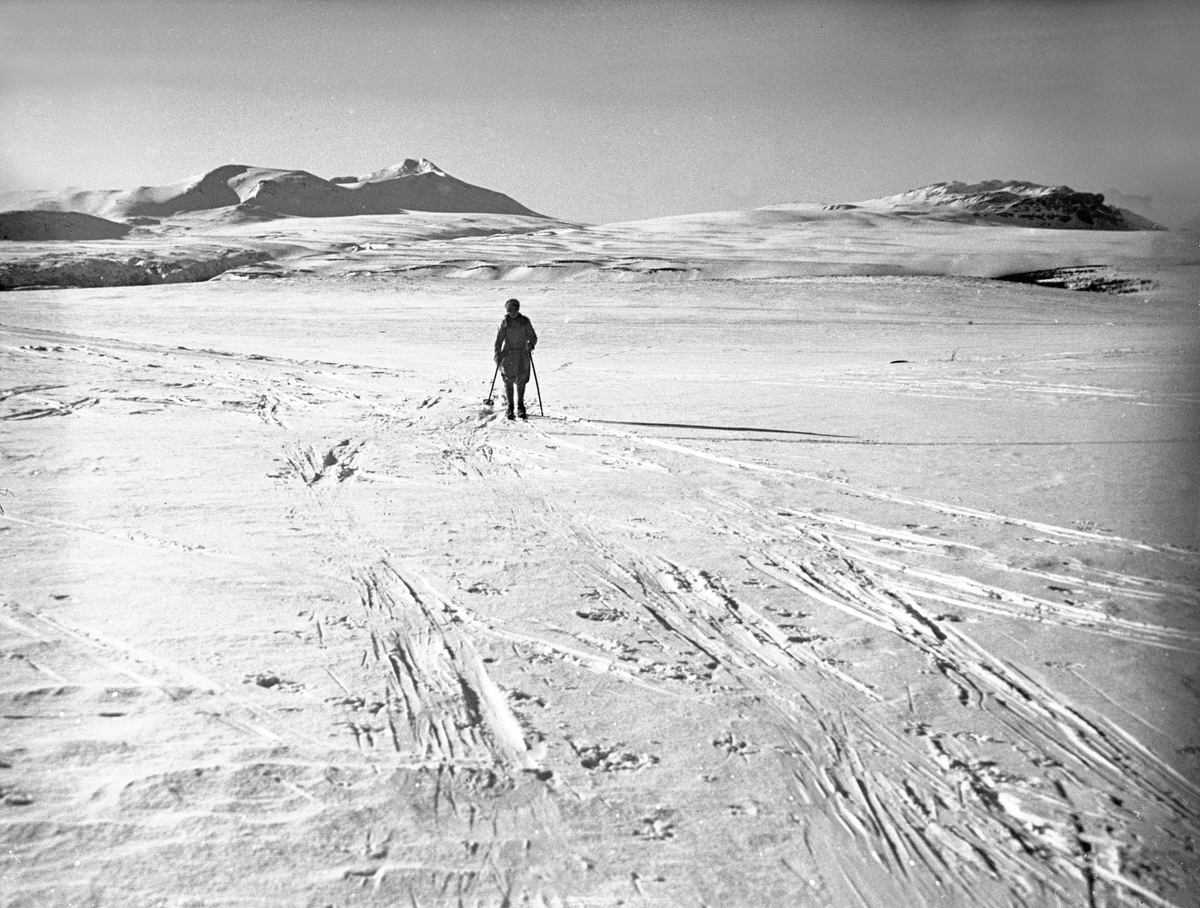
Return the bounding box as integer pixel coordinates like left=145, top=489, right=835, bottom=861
left=494, top=322, right=506, bottom=362
left=526, top=319, right=537, bottom=352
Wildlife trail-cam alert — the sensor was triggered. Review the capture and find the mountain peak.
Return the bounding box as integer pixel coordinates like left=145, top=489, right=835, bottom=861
left=350, top=159, right=447, bottom=184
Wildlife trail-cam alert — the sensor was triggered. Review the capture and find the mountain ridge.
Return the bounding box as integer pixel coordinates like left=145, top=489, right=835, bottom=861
left=0, top=171, right=1170, bottom=241
left=0, top=158, right=543, bottom=221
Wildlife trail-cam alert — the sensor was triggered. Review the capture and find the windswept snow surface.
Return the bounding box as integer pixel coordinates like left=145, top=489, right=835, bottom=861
left=2, top=254, right=1198, bottom=906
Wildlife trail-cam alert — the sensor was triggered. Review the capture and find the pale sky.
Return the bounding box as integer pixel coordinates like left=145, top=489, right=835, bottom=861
left=1, top=0, right=1196, bottom=224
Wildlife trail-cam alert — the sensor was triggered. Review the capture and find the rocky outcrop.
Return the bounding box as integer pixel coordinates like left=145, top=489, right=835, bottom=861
left=0, top=210, right=132, bottom=241
left=995, top=265, right=1156, bottom=294
left=0, top=249, right=271, bottom=289
left=851, top=181, right=1164, bottom=230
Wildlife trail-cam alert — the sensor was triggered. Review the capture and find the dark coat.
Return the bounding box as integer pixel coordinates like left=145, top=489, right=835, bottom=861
left=494, top=313, right=537, bottom=383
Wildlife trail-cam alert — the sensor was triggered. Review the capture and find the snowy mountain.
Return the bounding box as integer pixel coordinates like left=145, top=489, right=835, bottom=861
left=0, top=159, right=544, bottom=221
left=839, top=180, right=1164, bottom=230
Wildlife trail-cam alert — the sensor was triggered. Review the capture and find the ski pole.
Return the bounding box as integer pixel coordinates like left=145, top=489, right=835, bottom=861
left=484, top=362, right=499, bottom=406
left=529, top=352, right=544, bottom=416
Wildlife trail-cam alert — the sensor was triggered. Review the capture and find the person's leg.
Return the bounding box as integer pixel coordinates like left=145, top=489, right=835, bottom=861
left=503, top=379, right=516, bottom=417
left=516, top=379, right=527, bottom=417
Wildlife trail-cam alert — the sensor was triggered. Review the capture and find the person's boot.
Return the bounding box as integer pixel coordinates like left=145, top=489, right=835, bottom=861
left=517, top=386, right=527, bottom=419
left=504, top=382, right=515, bottom=419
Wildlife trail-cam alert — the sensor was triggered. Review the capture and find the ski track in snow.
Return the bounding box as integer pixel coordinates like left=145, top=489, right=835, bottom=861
left=1, top=324, right=415, bottom=430
left=6, top=316, right=1197, bottom=907
left=514, top=414, right=1199, bottom=906
left=790, top=374, right=1200, bottom=408
left=550, top=531, right=1196, bottom=907
left=0, top=603, right=330, bottom=751
left=351, top=559, right=539, bottom=772
left=752, top=538, right=1200, bottom=907
left=275, top=419, right=541, bottom=778
left=250, top=402, right=581, bottom=902
left=585, top=418, right=1196, bottom=556
left=356, top=400, right=1199, bottom=906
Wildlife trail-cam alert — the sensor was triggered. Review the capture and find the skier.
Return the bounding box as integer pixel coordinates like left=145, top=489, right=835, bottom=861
left=493, top=298, right=538, bottom=420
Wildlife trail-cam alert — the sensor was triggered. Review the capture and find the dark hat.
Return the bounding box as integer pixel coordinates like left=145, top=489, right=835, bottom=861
left=505, top=298, right=520, bottom=310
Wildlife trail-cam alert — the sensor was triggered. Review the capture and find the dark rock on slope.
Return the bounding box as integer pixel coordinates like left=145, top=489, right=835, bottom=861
left=0, top=210, right=132, bottom=241
left=842, top=180, right=1165, bottom=230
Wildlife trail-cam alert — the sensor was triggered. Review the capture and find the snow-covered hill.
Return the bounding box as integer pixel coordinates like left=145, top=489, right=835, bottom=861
left=0, top=159, right=543, bottom=222
left=837, top=180, right=1164, bottom=230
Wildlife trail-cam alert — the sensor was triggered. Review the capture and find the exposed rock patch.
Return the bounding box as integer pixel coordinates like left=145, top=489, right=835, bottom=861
left=851, top=180, right=1165, bottom=231
left=996, top=265, right=1156, bottom=294
left=0, top=210, right=132, bottom=241
left=0, top=248, right=271, bottom=289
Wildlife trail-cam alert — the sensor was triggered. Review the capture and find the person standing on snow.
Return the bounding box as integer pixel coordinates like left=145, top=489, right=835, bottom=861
left=494, top=298, right=538, bottom=420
